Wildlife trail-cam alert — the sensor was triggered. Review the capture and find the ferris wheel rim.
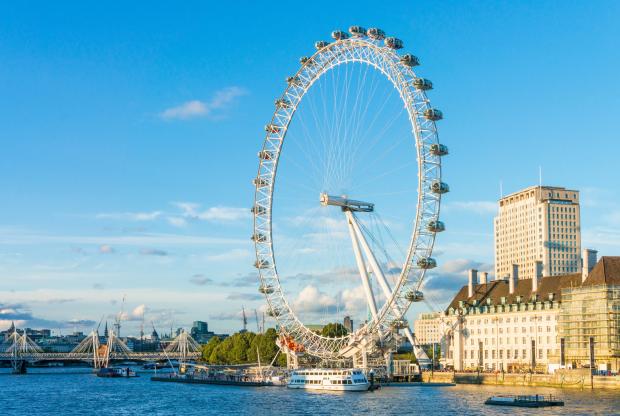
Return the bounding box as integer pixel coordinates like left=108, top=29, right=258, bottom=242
left=252, top=31, right=445, bottom=359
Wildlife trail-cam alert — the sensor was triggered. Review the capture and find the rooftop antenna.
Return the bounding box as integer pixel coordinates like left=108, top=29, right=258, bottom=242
left=538, top=166, right=543, bottom=188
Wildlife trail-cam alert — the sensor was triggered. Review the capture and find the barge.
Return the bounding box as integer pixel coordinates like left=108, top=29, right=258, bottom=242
left=485, top=394, right=564, bottom=407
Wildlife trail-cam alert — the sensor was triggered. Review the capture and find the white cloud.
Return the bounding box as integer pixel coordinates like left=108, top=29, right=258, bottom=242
left=443, top=201, right=496, bottom=215
left=96, top=211, right=162, bottom=221
left=205, top=248, right=251, bottom=262
left=173, top=202, right=251, bottom=223
left=99, top=244, right=114, bottom=254
left=160, top=86, right=247, bottom=120
left=292, top=285, right=337, bottom=314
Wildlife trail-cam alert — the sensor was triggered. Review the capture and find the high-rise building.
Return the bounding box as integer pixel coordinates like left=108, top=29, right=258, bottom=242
left=343, top=316, right=353, bottom=333
left=494, top=186, right=581, bottom=280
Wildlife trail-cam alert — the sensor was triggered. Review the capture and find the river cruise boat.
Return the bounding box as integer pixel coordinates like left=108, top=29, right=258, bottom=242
left=485, top=395, right=564, bottom=408
left=96, top=367, right=138, bottom=378
left=287, top=368, right=370, bottom=391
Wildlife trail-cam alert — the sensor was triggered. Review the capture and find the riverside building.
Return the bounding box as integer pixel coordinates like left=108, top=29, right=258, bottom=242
left=441, top=255, right=620, bottom=373
left=413, top=312, right=443, bottom=345
left=494, top=186, right=581, bottom=281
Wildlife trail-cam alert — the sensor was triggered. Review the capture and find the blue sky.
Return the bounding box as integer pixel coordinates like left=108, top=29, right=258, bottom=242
left=1, top=1, right=619, bottom=336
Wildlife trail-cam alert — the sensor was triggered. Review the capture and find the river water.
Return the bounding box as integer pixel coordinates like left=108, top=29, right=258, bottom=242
left=1, top=368, right=618, bottom=415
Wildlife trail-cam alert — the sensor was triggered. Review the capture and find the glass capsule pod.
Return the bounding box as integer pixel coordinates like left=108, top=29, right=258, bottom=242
left=390, top=319, right=409, bottom=329
left=384, top=37, right=403, bottom=49
left=405, top=290, right=424, bottom=302
left=424, top=108, right=443, bottom=121
left=251, top=233, right=267, bottom=242
left=400, top=54, right=420, bottom=67
left=251, top=205, right=267, bottom=215
left=254, top=259, right=270, bottom=269
left=429, top=144, right=449, bottom=156
left=348, top=26, right=367, bottom=37
left=258, top=150, right=274, bottom=160
left=267, top=307, right=281, bottom=317
left=430, top=180, right=449, bottom=194
left=299, top=56, right=312, bottom=65
left=286, top=76, right=302, bottom=87
left=331, top=30, right=349, bottom=40
left=413, top=78, right=433, bottom=91
left=258, top=285, right=275, bottom=294
left=253, top=177, right=269, bottom=188
left=264, top=124, right=280, bottom=133
left=426, top=220, right=445, bottom=233
left=315, top=40, right=329, bottom=49
left=417, top=257, right=437, bottom=269
left=367, top=28, right=386, bottom=40
left=275, top=98, right=291, bottom=109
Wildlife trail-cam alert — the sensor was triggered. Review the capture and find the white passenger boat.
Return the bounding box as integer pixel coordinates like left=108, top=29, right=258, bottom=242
left=287, top=368, right=370, bottom=391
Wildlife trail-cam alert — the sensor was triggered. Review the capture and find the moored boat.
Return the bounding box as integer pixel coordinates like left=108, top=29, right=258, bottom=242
left=485, top=394, right=564, bottom=407
left=287, top=368, right=370, bottom=391
left=96, top=367, right=139, bottom=378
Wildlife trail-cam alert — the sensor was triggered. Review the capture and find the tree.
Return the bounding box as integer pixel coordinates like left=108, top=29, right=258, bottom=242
left=321, top=323, right=348, bottom=338
left=201, top=336, right=220, bottom=362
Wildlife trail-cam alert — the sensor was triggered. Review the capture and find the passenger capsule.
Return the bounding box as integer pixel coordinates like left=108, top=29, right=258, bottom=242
left=348, top=26, right=367, bottom=37
left=400, top=54, right=420, bottom=67
left=264, top=124, right=280, bottom=133
left=430, top=180, right=450, bottom=194
left=413, top=78, right=433, bottom=91
left=300, top=56, right=312, bottom=65
left=390, top=319, right=408, bottom=329
left=331, top=30, right=349, bottom=40
left=424, top=108, right=443, bottom=121
left=275, top=98, right=291, bottom=109
left=429, top=144, right=449, bottom=156
left=258, top=150, right=274, bottom=160
left=384, top=37, right=403, bottom=49
left=366, top=28, right=386, bottom=40
left=426, top=220, right=446, bottom=233
left=253, top=177, right=269, bottom=188
left=258, top=284, right=274, bottom=294
left=286, top=76, right=302, bottom=87
left=254, top=259, right=270, bottom=269
left=251, top=233, right=267, bottom=242
left=404, top=290, right=424, bottom=302
left=267, top=308, right=281, bottom=317
left=251, top=205, right=267, bottom=215
left=315, top=40, right=329, bottom=50
left=417, top=257, right=437, bottom=269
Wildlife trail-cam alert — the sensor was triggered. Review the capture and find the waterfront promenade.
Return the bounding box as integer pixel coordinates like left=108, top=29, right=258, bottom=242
left=422, top=370, right=620, bottom=390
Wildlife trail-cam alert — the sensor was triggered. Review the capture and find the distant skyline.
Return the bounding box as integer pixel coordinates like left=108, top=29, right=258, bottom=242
left=1, top=1, right=619, bottom=335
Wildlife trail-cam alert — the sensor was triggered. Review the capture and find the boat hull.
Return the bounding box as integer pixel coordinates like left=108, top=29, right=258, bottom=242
left=287, top=382, right=370, bottom=391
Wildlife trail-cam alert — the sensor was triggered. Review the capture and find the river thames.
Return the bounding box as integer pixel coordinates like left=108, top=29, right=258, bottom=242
left=1, top=368, right=618, bottom=415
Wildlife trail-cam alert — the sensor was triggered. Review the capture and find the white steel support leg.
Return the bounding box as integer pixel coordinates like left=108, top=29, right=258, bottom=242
left=348, top=211, right=429, bottom=364
left=345, top=210, right=379, bottom=323
left=347, top=211, right=395, bottom=303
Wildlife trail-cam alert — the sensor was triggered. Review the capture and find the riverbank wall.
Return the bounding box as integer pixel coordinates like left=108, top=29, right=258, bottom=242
left=421, top=369, right=620, bottom=390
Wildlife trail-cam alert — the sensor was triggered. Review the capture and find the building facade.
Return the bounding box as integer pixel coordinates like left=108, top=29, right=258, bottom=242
left=558, top=257, right=620, bottom=372
left=413, top=312, right=443, bottom=345
left=442, top=257, right=620, bottom=373
left=494, top=186, right=581, bottom=281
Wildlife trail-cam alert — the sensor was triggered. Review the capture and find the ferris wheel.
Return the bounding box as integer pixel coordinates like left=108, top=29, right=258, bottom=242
left=252, top=26, right=449, bottom=362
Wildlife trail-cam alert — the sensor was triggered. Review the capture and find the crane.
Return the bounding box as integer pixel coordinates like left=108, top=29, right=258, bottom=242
left=254, top=309, right=260, bottom=333
left=114, top=295, right=126, bottom=337
left=242, top=306, right=248, bottom=332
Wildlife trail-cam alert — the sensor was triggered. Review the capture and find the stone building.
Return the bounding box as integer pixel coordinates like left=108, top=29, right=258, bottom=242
left=441, top=254, right=618, bottom=373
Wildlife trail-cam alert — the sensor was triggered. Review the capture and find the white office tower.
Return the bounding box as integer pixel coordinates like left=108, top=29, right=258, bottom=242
left=494, top=186, right=581, bottom=280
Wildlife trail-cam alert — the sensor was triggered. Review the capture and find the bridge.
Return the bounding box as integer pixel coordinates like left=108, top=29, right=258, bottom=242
left=0, top=328, right=202, bottom=372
